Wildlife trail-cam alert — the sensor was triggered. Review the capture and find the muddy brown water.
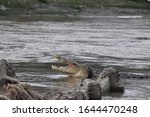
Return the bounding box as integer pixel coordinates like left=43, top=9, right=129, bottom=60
left=0, top=10, right=150, bottom=99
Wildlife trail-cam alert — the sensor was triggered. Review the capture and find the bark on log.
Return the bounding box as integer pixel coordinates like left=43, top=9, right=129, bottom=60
left=0, top=59, right=18, bottom=86
left=80, top=79, right=101, bottom=100
left=0, top=59, right=16, bottom=78
left=97, top=67, right=124, bottom=93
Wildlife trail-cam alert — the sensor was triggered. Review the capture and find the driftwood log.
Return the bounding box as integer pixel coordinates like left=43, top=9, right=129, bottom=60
left=97, top=67, right=124, bottom=94
left=1, top=83, right=43, bottom=100
left=79, top=67, right=124, bottom=99
left=0, top=59, right=124, bottom=100
left=79, top=79, right=101, bottom=100
left=0, top=59, right=18, bottom=85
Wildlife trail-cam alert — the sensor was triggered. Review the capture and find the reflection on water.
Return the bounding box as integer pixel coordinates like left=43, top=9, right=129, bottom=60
left=0, top=13, right=150, bottom=99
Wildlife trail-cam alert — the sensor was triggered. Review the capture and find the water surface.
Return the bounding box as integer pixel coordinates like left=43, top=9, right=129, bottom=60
left=0, top=11, right=150, bottom=99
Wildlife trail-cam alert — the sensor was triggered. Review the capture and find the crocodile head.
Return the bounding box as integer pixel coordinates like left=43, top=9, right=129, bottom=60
left=51, top=55, right=93, bottom=78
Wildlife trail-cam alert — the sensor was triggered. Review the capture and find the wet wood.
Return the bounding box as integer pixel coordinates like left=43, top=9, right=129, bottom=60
left=80, top=79, right=101, bottom=100
left=2, top=83, right=43, bottom=100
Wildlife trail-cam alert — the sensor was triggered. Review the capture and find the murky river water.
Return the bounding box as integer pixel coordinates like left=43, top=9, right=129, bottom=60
left=0, top=9, right=150, bottom=99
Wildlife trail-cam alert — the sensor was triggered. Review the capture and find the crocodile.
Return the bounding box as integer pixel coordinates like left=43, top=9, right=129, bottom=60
left=51, top=55, right=150, bottom=79
left=119, top=72, right=150, bottom=79
left=52, top=55, right=94, bottom=78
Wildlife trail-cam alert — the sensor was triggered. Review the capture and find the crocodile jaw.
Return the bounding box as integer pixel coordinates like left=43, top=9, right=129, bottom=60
left=52, top=64, right=81, bottom=74
left=52, top=65, right=67, bottom=72
left=51, top=64, right=88, bottom=78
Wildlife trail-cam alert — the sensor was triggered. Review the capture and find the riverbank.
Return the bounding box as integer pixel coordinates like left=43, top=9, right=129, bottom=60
left=0, top=0, right=150, bottom=16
